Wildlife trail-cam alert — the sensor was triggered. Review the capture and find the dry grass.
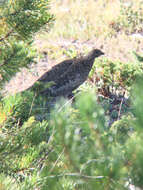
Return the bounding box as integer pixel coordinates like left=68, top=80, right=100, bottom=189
left=48, top=0, right=120, bottom=39
left=39, top=0, right=143, bottom=38
left=34, top=0, right=143, bottom=60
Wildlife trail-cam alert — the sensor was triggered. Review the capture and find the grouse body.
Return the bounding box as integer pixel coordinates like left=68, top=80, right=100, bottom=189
left=39, top=49, right=104, bottom=97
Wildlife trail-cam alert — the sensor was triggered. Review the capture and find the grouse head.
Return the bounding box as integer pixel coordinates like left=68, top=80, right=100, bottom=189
left=87, top=49, right=104, bottom=61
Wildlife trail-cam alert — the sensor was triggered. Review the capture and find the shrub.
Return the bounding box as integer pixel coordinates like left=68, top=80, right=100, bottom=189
left=89, top=57, right=143, bottom=96
left=0, top=80, right=143, bottom=189
left=116, top=1, right=143, bottom=34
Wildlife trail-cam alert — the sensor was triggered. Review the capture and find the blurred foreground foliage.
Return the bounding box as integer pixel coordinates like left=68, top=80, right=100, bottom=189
left=0, top=77, right=143, bottom=189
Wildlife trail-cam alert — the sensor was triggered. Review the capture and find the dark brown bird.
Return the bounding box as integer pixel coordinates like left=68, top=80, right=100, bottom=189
left=39, top=49, right=104, bottom=97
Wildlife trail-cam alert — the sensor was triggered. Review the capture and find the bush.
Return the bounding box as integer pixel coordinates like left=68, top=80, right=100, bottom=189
left=0, top=91, right=47, bottom=127
left=0, top=83, right=143, bottom=189
left=112, top=1, right=143, bottom=34
left=89, top=57, right=143, bottom=96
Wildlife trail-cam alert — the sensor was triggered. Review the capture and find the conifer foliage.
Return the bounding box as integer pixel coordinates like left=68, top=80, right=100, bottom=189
left=0, top=0, right=54, bottom=87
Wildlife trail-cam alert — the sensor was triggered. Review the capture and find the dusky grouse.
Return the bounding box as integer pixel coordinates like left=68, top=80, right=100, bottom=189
left=38, top=49, right=104, bottom=97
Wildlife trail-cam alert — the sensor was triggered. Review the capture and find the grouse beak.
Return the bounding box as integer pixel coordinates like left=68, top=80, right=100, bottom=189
left=98, top=51, right=104, bottom=57
left=94, top=49, right=104, bottom=57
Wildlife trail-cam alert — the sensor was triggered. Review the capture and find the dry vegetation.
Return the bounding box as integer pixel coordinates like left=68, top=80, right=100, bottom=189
left=35, top=0, right=143, bottom=61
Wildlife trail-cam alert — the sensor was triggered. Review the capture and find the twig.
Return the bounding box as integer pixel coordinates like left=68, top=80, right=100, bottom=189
left=49, top=148, right=65, bottom=173
left=57, top=97, right=73, bottom=113
left=29, top=92, right=37, bottom=116
left=117, top=98, right=123, bottom=120
left=46, top=173, right=104, bottom=179
left=0, top=29, right=14, bottom=42
left=80, top=158, right=104, bottom=173
left=57, top=93, right=79, bottom=113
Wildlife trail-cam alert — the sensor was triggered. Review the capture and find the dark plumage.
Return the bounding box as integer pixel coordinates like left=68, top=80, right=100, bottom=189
left=39, top=49, right=104, bottom=97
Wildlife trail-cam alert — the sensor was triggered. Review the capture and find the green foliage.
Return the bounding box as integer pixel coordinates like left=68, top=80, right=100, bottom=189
left=44, top=92, right=127, bottom=190
left=0, top=0, right=54, bottom=88
left=29, top=80, right=56, bottom=94
left=3, top=0, right=54, bottom=39
left=63, top=47, right=78, bottom=58
left=0, top=174, right=19, bottom=190
left=110, top=114, right=134, bottom=144
left=0, top=40, right=36, bottom=86
left=133, top=51, right=143, bottom=63
left=90, top=57, right=143, bottom=95
left=131, top=76, right=143, bottom=130
left=0, top=90, right=48, bottom=127
left=0, top=116, right=49, bottom=189
left=1, top=81, right=143, bottom=189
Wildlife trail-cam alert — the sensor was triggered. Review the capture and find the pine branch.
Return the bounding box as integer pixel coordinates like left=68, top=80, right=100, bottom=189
left=0, top=48, right=16, bottom=67
left=0, top=29, right=14, bottom=42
